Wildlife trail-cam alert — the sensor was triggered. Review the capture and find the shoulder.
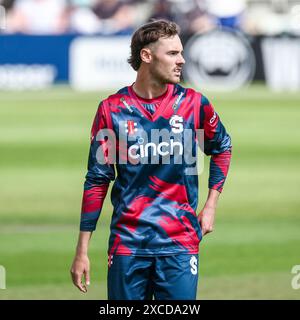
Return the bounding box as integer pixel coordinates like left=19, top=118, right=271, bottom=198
left=174, top=84, right=208, bottom=103
left=102, top=86, right=129, bottom=105
left=97, top=86, right=130, bottom=113
left=187, top=86, right=212, bottom=107
left=184, top=87, right=215, bottom=129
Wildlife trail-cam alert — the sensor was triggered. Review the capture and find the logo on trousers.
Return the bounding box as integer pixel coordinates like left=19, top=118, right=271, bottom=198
left=190, top=256, right=198, bottom=275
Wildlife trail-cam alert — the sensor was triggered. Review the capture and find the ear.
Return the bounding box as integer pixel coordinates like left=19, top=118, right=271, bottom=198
left=140, top=47, right=152, bottom=64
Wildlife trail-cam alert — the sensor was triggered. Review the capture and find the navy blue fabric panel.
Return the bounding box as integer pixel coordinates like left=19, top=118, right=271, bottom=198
left=107, top=254, right=199, bottom=300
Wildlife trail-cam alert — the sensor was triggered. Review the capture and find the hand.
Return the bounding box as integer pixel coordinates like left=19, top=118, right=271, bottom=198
left=198, top=206, right=216, bottom=237
left=70, top=254, right=90, bottom=293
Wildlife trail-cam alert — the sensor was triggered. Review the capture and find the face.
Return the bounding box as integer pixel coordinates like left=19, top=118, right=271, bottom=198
left=142, top=35, right=185, bottom=84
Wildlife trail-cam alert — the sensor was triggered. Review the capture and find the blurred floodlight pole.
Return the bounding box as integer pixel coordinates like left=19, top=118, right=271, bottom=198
left=0, top=5, right=6, bottom=30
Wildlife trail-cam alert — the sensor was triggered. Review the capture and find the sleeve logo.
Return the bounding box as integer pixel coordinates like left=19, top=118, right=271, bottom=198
left=209, top=111, right=217, bottom=124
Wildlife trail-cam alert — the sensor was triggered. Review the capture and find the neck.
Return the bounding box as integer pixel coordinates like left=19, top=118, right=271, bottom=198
left=133, top=69, right=168, bottom=99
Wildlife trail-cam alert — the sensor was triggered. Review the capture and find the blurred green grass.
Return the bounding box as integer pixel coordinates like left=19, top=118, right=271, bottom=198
left=0, top=85, right=300, bottom=299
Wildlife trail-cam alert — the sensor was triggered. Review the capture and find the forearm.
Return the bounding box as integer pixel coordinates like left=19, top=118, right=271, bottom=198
left=71, top=231, right=92, bottom=293
left=75, top=231, right=93, bottom=256
left=198, top=189, right=220, bottom=236
left=204, top=188, right=220, bottom=209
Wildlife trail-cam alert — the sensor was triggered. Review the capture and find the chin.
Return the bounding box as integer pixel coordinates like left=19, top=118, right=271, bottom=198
left=166, top=77, right=181, bottom=84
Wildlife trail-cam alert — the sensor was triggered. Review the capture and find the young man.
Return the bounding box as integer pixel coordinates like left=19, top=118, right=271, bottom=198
left=70, top=20, right=232, bottom=300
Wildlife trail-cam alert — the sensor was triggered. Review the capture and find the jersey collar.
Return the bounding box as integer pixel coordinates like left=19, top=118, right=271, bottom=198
left=128, top=83, right=174, bottom=121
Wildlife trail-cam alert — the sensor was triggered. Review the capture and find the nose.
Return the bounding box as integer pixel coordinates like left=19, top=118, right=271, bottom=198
left=178, top=54, right=185, bottom=65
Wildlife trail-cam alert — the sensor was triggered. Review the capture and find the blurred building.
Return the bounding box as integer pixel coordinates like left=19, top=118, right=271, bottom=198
left=206, top=0, right=247, bottom=30
left=1, top=0, right=299, bottom=36
left=1, top=0, right=300, bottom=91
left=6, top=0, right=69, bottom=34
left=168, top=0, right=215, bottom=36
left=244, top=0, right=300, bottom=35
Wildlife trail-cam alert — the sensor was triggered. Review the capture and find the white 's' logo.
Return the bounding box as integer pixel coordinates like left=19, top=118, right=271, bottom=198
left=190, top=256, right=198, bottom=275
left=169, top=115, right=183, bottom=133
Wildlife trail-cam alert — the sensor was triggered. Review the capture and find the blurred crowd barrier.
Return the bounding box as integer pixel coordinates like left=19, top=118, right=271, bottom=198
left=0, top=0, right=300, bottom=91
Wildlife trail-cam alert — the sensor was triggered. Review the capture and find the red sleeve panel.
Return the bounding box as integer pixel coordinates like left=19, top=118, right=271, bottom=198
left=198, top=95, right=232, bottom=193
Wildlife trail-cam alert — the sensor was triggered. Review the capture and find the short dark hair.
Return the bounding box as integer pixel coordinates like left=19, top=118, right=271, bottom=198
left=128, top=19, right=180, bottom=71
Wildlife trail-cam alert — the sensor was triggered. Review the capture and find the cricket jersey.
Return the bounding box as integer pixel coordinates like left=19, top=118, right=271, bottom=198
left=80, top=83, right=232, bottom=256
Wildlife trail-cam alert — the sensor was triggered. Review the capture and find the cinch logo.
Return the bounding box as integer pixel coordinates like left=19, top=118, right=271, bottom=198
left=190, top=256, right=197, bottom=275
left=95, top=127, right=206, bottom=175
left=128, top=138, right=183, bottom=159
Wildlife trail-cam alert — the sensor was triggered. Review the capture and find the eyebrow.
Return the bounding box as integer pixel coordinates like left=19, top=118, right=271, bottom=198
left=168, top=49, right=184, bottom=53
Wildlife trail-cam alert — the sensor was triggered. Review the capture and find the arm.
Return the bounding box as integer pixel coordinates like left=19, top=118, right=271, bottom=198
left=70, top=102, right=115, bottom=292
left=197, top=95, right=232, bottom=236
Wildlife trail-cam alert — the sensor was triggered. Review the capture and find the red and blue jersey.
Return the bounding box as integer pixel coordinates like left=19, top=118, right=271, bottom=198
left=80, top=83, right=232, bottom=256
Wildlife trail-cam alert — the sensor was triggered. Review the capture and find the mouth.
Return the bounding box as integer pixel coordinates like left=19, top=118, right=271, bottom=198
left=174, top=68, right=182, bottom=75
